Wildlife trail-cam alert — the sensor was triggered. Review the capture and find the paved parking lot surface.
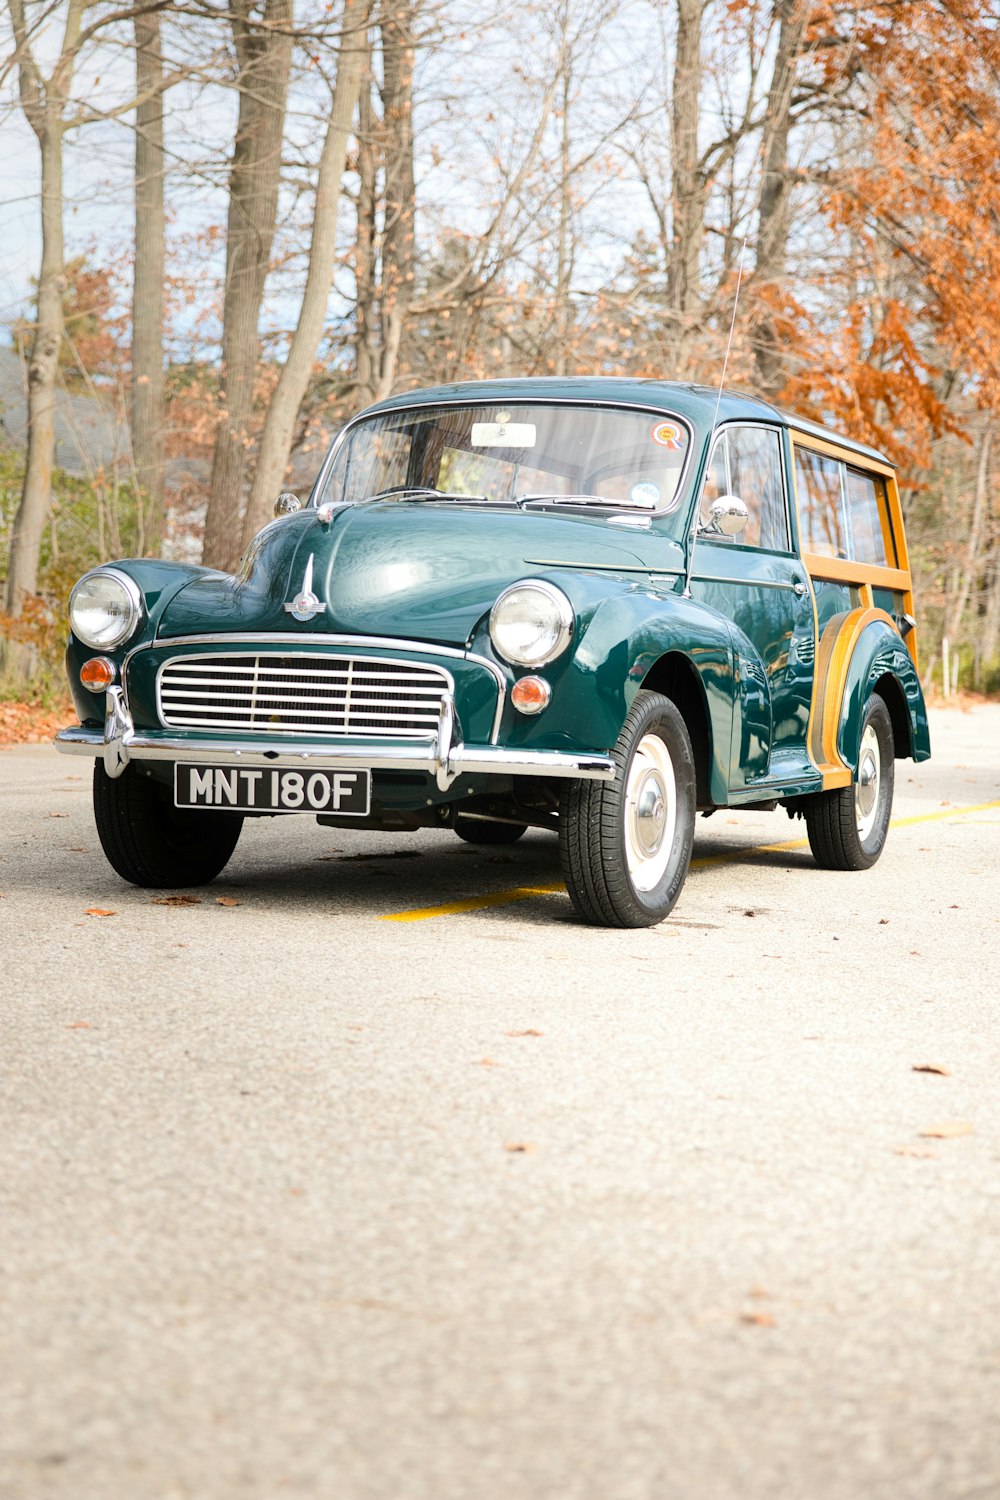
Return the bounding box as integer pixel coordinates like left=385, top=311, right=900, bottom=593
left=1, top=705, right=998, bottom=1500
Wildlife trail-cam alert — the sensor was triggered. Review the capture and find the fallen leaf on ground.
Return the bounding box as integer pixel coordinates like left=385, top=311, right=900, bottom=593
left=740, top=1311, right=776, bottom=1326
left=216, top=896, right=241, bottom=907
left=919, top=1121, right=972, bottom=1139
left=743, top=909, right=756, bottom=918
left=504, top=1142, right=537, bottom=1153
left=65, top=1021, right=91, bottom=1029
left=879, top=918, right=890, bottom=925
left=0, top=696, right=74, bottom=743
left=475, top=1057, right=500, bottom=1067
left=912, top=1063, right=952, bottom=1076
left=84, top=907, right=116, bottom=918
left=48, top=812, right=68, bottom=819
left=895, top=1145, right=938, bottom=1158
left=151, top=894, right=201, bottom=906
left=507, top=1028, right=544, bottom=1037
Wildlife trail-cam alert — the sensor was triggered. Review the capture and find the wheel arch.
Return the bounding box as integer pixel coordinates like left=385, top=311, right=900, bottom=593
left=835, top=616, right=931, bottom=772
left=871, top=670, right=912, bottom=758
left=639, top=650, right=716, bottom=808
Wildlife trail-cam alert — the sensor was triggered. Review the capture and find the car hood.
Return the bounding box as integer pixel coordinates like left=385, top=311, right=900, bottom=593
left=156, top=501, right=685, bottom=646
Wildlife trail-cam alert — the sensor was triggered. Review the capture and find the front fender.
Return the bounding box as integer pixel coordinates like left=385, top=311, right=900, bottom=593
left=65, top=560, right=226, bottom=724
left=475, top=577, right=735, bottom=801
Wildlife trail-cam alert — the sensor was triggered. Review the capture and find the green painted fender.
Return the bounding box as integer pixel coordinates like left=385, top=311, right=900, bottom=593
left=65, top=559, right=226, bottom=723
left=837, top=619, right=931, bottom=770
left=471, top=577, right=736, bottom=803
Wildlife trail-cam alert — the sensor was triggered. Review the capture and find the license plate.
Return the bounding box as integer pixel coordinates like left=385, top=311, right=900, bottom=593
left=174, top=763, right=371, bottom=816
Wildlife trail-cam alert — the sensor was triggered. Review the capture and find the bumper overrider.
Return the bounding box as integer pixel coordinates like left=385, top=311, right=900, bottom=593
left=55, top=686, right=616, bottom=791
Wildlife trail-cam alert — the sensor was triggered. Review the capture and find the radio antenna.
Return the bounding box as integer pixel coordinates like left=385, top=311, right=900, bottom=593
left=682, top=237, right=749, bottom=599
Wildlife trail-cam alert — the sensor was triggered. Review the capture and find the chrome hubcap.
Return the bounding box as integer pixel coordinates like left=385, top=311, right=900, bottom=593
left=855, top=724, right=881, bottom=840
left=624, top=734, right=677, bottom=892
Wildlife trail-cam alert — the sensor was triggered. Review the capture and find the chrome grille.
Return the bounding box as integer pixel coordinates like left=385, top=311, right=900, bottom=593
left=157, top=653, right=451, bottom=739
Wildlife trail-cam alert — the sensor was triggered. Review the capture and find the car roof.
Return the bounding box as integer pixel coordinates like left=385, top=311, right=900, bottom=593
left=363, top=377, right=894, bottom=469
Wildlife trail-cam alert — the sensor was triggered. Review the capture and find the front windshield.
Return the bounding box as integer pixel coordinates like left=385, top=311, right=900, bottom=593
left=316, top=402, right=690, bottom=512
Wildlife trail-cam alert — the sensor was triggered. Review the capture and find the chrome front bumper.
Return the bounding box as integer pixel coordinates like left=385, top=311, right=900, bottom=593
left=55, top=687, right=615, bottom=789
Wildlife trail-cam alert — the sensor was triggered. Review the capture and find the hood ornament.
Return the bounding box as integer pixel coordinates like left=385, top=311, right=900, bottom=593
left=284, top=553, right=327, bottom=623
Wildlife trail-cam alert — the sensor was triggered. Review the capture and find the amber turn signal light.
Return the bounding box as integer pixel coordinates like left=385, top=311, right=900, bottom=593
left=79, top=656, right=116, bottom=692
left=511, top=675, right=551, bottom=715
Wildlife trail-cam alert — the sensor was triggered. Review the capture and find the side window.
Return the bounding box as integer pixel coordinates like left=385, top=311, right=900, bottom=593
left=728, top=427, right=788, bottom=550
left=794, top=446, right=893, bottom=566
left=795, top=448, right=845, bottom=557
left=700, top=426, right=788, bottom=550
left=845, top=468, right=888, bottom=566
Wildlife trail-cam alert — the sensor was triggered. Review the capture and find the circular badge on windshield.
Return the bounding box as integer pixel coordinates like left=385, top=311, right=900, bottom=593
left=651, top=421, right=683, bottom=450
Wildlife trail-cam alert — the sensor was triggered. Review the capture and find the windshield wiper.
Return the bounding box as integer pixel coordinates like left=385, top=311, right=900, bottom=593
left=517, top=492, right=614, bottom=508
left=368, top=485, right=490, bottom=503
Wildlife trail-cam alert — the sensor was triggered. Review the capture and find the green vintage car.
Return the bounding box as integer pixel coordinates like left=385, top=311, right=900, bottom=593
left=57, top=378, right=930, bottom=927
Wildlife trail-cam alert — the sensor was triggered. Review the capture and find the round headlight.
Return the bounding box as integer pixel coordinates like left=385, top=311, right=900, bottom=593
left=489, top=580, right=573, bottom=667
left=69, top=569, right=143, bottom=649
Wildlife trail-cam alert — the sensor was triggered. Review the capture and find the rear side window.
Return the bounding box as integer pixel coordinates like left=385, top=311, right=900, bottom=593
left=845, top=468, right=888, bottom=565
left=794, top=446, right=892, bottom=566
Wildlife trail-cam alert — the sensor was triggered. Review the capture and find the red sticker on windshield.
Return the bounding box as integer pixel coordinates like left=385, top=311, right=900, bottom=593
left=651, top=421, right=683, bottom=450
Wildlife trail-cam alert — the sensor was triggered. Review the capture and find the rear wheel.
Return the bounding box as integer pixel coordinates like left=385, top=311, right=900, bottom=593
left=454, top=816, right=527, bottom=845
left=559, top=690, right=696, bottom=928
left=93, top=762, right=243, bottom=888
left=805, top=694, right=894, bottom=870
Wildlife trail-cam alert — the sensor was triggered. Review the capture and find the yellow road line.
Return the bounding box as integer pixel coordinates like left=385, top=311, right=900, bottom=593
left=380, top=797, right=1000, bottom=922
left=888, top=797, right=1000, bottom=829
left=382, top=884, right=564, bottom=923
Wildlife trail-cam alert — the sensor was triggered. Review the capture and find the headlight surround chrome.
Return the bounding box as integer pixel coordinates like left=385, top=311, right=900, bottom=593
left=69, top=569, right=143, bottom=650
left=489, top=580, right=574, bottom=668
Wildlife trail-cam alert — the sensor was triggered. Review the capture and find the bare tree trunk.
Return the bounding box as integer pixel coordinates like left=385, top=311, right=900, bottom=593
left=553, top=49, right=573, bottom=377
left=354, top=49, right=379, bottom=405
left=2, top=1, right=84, bottom=661
left=132, top=12, right=167, bottom=555
left=241, top=0, right=368, bottom=548
left=942, top=424, right=992, bottom=654
left=374, top=0, right=415, bottom=401
left=668, top=0, right=706, bottom=370
left=753, top=0, right=808, bottom=394
left=201, top=0, right=294, bottom=572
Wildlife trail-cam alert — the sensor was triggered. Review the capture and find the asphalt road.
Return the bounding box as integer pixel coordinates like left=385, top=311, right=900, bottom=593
left=1, top=706, right=999, bottom=1500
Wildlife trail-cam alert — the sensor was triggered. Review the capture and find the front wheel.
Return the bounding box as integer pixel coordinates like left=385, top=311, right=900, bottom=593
left=805, top=694, right=894, bottom=870
left=93, top=762, right=243, bottom=887
left=559, top=690, right=696, bottom=928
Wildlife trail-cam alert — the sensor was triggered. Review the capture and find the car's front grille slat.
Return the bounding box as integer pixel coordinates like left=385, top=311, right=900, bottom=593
left=158, top=652, right=451, bottom=740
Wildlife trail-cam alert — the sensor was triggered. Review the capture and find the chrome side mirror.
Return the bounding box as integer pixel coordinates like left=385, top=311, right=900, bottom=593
left=708, top=494, right=749, bottom=536
left=274, top=492, right=302, bottom=517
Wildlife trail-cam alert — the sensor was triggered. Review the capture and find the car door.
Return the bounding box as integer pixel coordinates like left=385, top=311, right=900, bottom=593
left=690, top=423, right=816, bottom=790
